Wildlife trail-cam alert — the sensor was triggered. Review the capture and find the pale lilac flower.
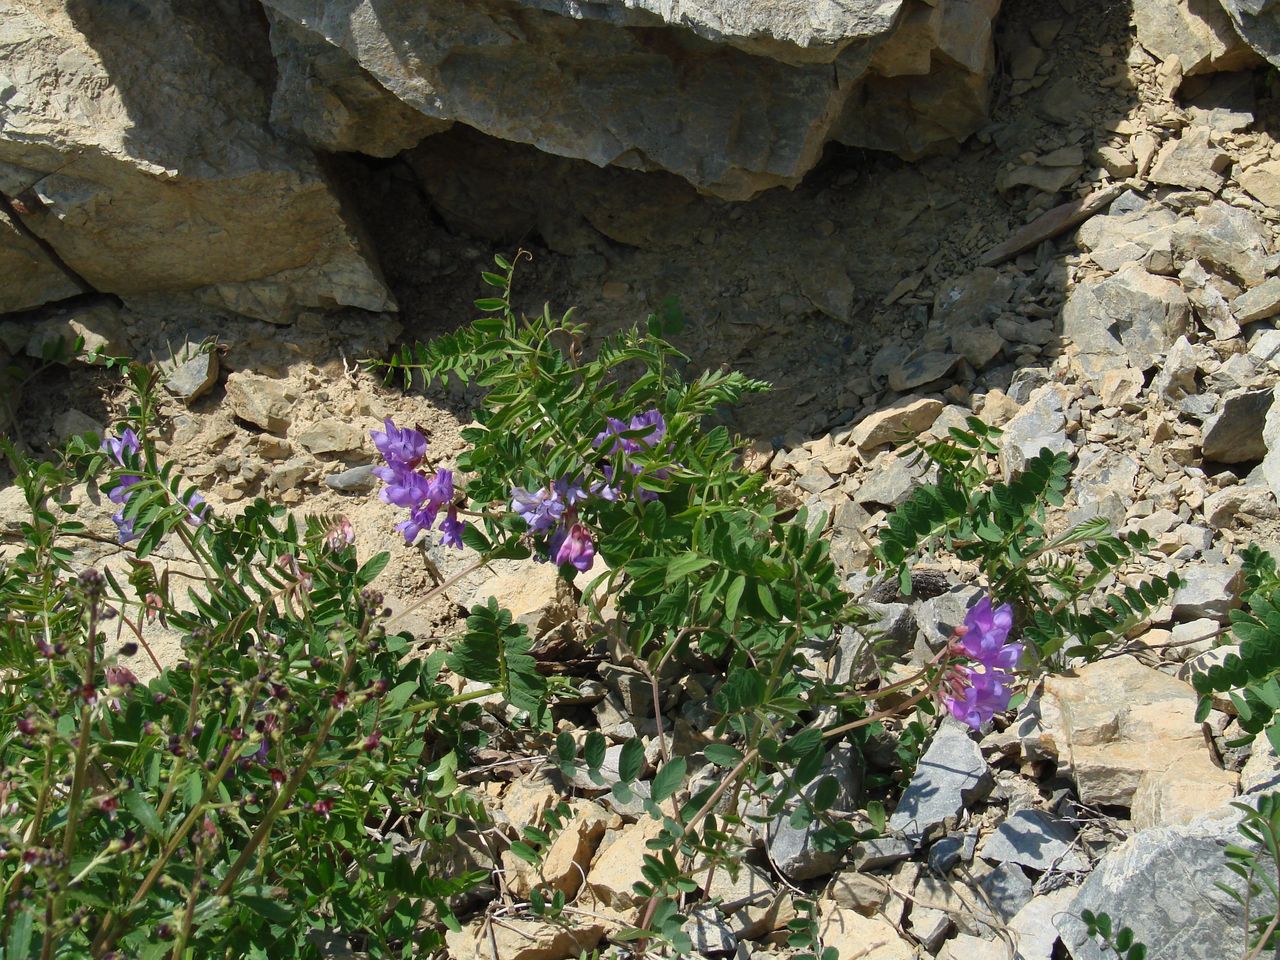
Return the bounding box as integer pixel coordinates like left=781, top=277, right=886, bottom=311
left=425, top=468, right=454, bottom=505
left=111, top=508, right=138, bottom=545
left=375, top=464, right=430, bottom=508
left=439, top=508, right=465, bottom=550
left=395, top=502, right=440, bottom=545
left=553, top=477, right=588, bottom=507
left=945, top=665, right=1015, bottom=729
left=550, top=522, right=595, bottom=572
left=102, top=429, right=140, bottom=466
left=184, top=492, right=208, bottom=527
left=370, top=418, right=426, bottom=469
left=510, top=485, right=565, bottom=534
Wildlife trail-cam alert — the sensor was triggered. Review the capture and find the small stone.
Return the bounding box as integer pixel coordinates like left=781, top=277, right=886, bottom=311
left=1172, top=560, right=1244, bottom=622
left=816, top=903, right=915, bottom=960
left=796, top=464, right=836, bottom=494
left=445, top=916, right=606, bottom=960
left=888, top=352, right=959, bottom=392
left=587, top=817, right=665, bottom=912
left=1000, top=384, right=1073, bottom=477
left=225, top=372, right=294, bottom=434
left=324, top=465, right=377, bottom=492
left=1238, top=159, right=1280, bottom=208
left=769, top=744, right=863, bottom=881
left=1201, top=388, right=1274, bottom=463
left=164, top=351, right=219, bottom=403
left=1233, top=276, right=1280, bottom=324
left=849, top=396, right=944, bottom=454
left=52, top=409, right=102, bottom=442
left=978, top=809, right=1088, bottom=872
left=1150, top=126, right=1230, bottom=192
left=888, top=720, right=993, bottom=848
left=297, top=420, right=365, bottom=455
left=686, top=909, right=736, bottom=956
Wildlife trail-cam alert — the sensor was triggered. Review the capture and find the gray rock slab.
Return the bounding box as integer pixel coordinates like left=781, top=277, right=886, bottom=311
left=769, top=744, right=863, bottom=881
left=1056, top=802, right=1274, bottom=960
left=979, top=809, right=1088, bottom=873
left=888, top=720, right=994, bottom=847
left=1201, top=388, right=1274, bottom=463
left=1172, top=560, right=1244, bottom=622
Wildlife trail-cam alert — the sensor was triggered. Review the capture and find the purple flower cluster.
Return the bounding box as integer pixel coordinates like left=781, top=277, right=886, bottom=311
left=942, top=597, right=1022, bottom=730
left=509, top=479, right=601, bottom=572
left=593, top=408, right=670, bottom=502
left=371, top=418, right=465, bottom=548
left=102, top=429, right=207, bottom=543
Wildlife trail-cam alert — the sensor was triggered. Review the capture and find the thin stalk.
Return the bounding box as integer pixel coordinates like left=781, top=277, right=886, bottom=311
left=170, top=846, right=205, bottom=960
left=387, top=557, right=489, bottom=629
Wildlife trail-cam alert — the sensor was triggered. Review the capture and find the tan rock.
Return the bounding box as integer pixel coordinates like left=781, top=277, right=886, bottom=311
left=1043, top=656, right=1238, bottom=819
left=1150, top=126, right=1231, bottom=192
left=585, top=817, right=665, bottom=914
left=296, top=420, right=366, bottom=455
left=816, top=901, right=917, bottom=960
left=458, top=562, right=577, bottom=634
left=1238, top=160, right=1280, bottom=209
left=704, top=860, right=796, bottom=939
left=978, top=389, right=1021, bottom=426
left=499, top=776, right=559, bottom=831
left=849, top=397, right=944, bottom=454
left=444, top=916, right=606, bottom=960
left=535, top=802, right=613, bottom=898
left=1132, top=766, right=1238, bottom=829
left=225, top=372, right=296, bottom=434
left=1099, top=368, right=1143, bottom=408
left=1133, top=0, right=1260, bottom=75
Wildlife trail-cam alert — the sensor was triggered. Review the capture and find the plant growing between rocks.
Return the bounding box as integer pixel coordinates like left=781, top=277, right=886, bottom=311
left=0, top=255, right=1240, bottom=957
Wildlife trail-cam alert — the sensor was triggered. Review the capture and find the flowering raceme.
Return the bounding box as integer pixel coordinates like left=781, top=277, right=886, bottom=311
left=102, top=429, right=207, bottom=543
left=941, top=596, right=1022, bottom=730
left=593, top=408, right=672, bottom=502
left=371, top=418, right=465, bottom=548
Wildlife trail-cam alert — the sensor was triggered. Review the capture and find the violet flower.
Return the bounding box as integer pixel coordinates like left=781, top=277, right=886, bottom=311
left=510, top=485, right=565, bottom=534
left=371, top=418, right=426, bottom=469
left=941, top=596, right=1022, bottom=730
left=550, top=522, right=595, bottom=572
left=371, top=418, right=465, bottom=547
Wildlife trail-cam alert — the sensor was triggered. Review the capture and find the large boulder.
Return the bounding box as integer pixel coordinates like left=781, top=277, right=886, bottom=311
left=1219, top=0, right=1280, bottom=66
left=0, top=0, right=394, bottom=321
left=1134, top=0, right=1259, bottom=75
left=0, top=216, right=81, bottom=313
left=260, top=0, right=1002, bottom=200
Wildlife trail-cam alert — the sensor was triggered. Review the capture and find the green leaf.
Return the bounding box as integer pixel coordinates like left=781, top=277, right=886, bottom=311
left=724, top=574, right=746, bottom=623
left=666, top=553, right=714, bottom=585
left=6, top=908, right=33, bottom=960
left=357, top=551, right=390, bottom=586
left=703, top=743, right=743, bottom=768
left=618, top=739, right=645, bottom=783
left=584, top=732, right=606, bottom=770
left=651, top=757, right=687, bottom=804
left=124, top=789, right=164, bottom=838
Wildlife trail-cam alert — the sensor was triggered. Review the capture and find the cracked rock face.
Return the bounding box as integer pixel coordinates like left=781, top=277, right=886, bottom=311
left=0, top=0, right=393, bottom=320
left=261, top=0, right=1002, bottom=199
left=1219, top=0, right=1280, bottom=65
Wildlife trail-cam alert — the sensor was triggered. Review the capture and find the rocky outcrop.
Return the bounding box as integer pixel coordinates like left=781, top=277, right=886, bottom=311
left=0, top=216, right=81, bottom=313
left=1219, top=0, right=1280, bottom=66
left=260, top=0, right=1003, bottom=200
left=0, top=0, right=393, bottom=321
left=1134, top=0, right=1259, bottom=75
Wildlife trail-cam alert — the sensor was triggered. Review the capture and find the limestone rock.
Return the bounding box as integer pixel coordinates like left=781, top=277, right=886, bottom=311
left=457, top=562, right=577, bottom=636
left=978, top=809, right=1088, bottom=872
left=265, top=12, right=449, bottom=156
left=224, top=372, right=296, bottom=434
left=0, top=218, right=81, bottom=313
left=1057, top=802, right=1271, bottom=960
left=586, top=816, right=665, bottom=914
left=1220, top=0, right=1280, bottom=68
left=444, top=916, right=607, bottom=960
left=769, top=744, right=864, bottom=882
left=816, top=902, right=916, bottom=960
left=1173, top=560, right=1244, bottom=622
left=1233, top=276, right=1280, bottom=323
left=999, top=384, right=1073, bottom=477
left=888, top=720, right=993, bottom=847
left=0, top=0, right=393, bottom=320
left=850, top=397, right=944, bottom=454
left=1063, top=265, right=1191, bottom=374
left=262, top=0, right=1003, bottom=200
left=1149, top=126, right=1231, bottom=192
left=1171, top=200, right=1271, bottom=288
left=1264, top=383, right=1280, bottom=500
left=1040, top=656, right=1238, bottom=818
left=164, top=352, right=219, bottom=404
left=296, top=420, right=366, bottom=455
left=1201, top=388, right=1274, bottom=463
left=1238, top=158, right=1280, bottom=208
left=1134, top=0, right=1258, bottom=74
